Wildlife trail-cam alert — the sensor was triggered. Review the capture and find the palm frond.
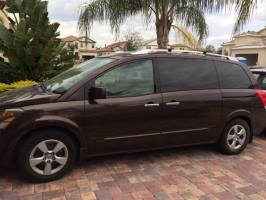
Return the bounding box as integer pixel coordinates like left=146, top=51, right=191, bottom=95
left=233, top=0, right=257, bottom=34
left=177, top=6, right=208, bottom=42
left=172, top=25, right=202, bottom=50
left=78, top=0, right=151, bottom=35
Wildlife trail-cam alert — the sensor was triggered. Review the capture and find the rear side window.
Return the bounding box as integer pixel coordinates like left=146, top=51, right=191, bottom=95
left=158, top=58, right=219, bottom=92
left=216, top=62, right=251, bottom=89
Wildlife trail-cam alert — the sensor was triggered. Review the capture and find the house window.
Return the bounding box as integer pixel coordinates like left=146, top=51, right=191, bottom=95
left=92, top=44, right=95, bottom=48
left=80, top=43, right=83, bottom=48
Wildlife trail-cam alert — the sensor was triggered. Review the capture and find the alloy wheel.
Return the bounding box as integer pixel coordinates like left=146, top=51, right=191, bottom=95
left=29, top=140, right=69, bottom=176
left=226, top=125, right=247, bottom=151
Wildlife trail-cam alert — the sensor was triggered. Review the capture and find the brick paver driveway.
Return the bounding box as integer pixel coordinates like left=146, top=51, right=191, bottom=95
left=1, top=135, right=266, bottom=200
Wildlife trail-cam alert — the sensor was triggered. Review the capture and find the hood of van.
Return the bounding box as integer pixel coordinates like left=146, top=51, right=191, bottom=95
left=0, top=85, right=60, bottom=109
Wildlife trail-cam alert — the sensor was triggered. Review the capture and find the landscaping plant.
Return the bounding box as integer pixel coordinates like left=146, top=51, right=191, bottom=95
left=0, top=0, right=74, bottom=83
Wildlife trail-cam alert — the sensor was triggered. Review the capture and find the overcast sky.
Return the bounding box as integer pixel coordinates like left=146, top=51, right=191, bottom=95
left=48, top=0, right=266, bottom=48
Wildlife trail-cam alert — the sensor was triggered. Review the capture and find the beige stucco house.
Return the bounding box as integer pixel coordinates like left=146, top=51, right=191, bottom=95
left=62, top=35, right=97, bottom=60
left=222, top=27, right=266, bottom=67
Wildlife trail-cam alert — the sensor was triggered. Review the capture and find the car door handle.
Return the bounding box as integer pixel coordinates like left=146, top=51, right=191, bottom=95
left=166, top=102, right=180, bottom=106
left=144, top=103, right=160, bottom=107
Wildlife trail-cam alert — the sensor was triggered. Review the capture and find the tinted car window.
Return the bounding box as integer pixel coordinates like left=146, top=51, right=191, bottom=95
left=254, top=73, right=266, bottom=90
left=216, top=62, right=251, bottom=89
left=158, top=58, right=219, bottom=92
left=95, top=60, right=154, bottom=98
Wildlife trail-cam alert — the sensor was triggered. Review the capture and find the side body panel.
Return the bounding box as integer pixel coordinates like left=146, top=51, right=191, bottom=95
left=160, top=90, right=222, bottom=146
left=84, top=94, right=163, bottom=155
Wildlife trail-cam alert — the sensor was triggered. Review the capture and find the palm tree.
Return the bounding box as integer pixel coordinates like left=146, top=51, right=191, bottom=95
left=79, top=0, right=258, bottom=49
left=78, top=0, right=209, bottom=49
left=172, top=25, right=203, bottom=51
left=233, top=0, right=257, bottom=33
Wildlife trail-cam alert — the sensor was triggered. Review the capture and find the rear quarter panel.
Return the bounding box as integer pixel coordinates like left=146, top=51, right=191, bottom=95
left=220, top=89, right=265, bottom=139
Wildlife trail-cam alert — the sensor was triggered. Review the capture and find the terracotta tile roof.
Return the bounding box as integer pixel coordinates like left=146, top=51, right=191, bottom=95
left=77, top=36, right=96, bottom=43
left=106, top=41, right=126, bottom=49
left=62, top=35, right=96, bottom=43
left=98, top=41, right=126, bottom=53
left=62, top=35, right=79, bottom=42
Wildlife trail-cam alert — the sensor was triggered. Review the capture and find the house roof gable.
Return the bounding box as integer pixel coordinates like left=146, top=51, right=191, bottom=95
left=62, top=35, right=96, bottom=43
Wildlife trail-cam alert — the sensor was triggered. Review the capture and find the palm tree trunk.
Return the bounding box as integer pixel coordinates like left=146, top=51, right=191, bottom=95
left=156, top=19, right=170, bottom=49
left=155, top=0, right=172, bottom=49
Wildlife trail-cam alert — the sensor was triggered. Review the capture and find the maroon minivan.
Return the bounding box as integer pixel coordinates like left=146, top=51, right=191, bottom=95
left=0, top=51, right=266, bottom=182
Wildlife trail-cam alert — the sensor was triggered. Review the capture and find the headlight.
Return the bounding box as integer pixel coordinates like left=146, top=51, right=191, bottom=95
left=0, top=108, right=24, bottom=129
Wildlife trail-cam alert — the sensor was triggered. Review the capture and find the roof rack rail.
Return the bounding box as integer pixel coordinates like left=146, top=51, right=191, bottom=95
left=132, top=49, right=238, bottom=62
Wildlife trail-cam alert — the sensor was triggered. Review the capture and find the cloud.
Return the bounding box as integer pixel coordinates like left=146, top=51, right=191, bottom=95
left=54, top=15, right=159, bottom=48
left=48, top=0, right=84, bottom=21
left=254, top=0, right=266, bottom=21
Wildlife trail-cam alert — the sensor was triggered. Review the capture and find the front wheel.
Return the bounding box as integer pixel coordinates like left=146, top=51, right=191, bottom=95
left=219, top=119, right=250, bottom=155
left=16, top=130, right=77, bottom=182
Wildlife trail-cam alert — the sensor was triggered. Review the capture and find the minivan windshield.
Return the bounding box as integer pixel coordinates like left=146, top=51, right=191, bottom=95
left=44, top=57, right=115, bottom=94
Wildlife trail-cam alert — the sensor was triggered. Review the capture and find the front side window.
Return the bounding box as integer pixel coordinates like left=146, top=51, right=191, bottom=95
left=95, top=60, right=154, bottom=98
left=216, top=62, right=252, bottom=89
left=158, top=58, right=219, bottom=92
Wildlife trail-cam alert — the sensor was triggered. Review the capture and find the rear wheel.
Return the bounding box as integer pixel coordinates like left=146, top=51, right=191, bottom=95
left=16, top=130, right=77, bottom=182
left=219, top=119, right=250, bottom=155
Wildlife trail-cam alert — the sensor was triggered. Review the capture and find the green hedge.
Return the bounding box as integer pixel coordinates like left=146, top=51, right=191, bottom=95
left=0, top=80, right=37, bottom=93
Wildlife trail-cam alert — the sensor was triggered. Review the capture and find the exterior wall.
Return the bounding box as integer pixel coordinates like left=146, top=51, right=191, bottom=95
left=78, top=38, right=96, bottom=50
left=258, top=49, right=266, bottom=68
left=222, top=27, right=266, bottom=68
left=231, top=48, right=266, bottom=67
left=63, top=37, right=96, bottom=61
left=223, top=44, right=236, bottom=56
left=234, top=36, right=265, bottom=46
left=259, top=29, right=266, bottom=36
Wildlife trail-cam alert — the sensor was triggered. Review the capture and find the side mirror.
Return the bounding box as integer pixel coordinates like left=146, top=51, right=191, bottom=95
left=89, top=86, right=107, bottom=100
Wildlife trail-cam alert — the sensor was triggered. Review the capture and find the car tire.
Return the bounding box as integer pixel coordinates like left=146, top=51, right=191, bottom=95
left=219, top=119, right=250, bottom=155
left=16, top=129, right=77, bottom=182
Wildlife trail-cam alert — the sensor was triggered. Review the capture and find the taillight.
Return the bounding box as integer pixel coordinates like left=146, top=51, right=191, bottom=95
left=256, top=90, right=266, bottom=108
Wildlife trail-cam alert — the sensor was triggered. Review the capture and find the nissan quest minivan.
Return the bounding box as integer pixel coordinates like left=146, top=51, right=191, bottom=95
left=0, top=50, right=266, bottom=182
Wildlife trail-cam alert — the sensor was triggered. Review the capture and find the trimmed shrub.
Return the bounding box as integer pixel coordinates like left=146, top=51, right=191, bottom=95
left=0, top=80, right=37, bottom=93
